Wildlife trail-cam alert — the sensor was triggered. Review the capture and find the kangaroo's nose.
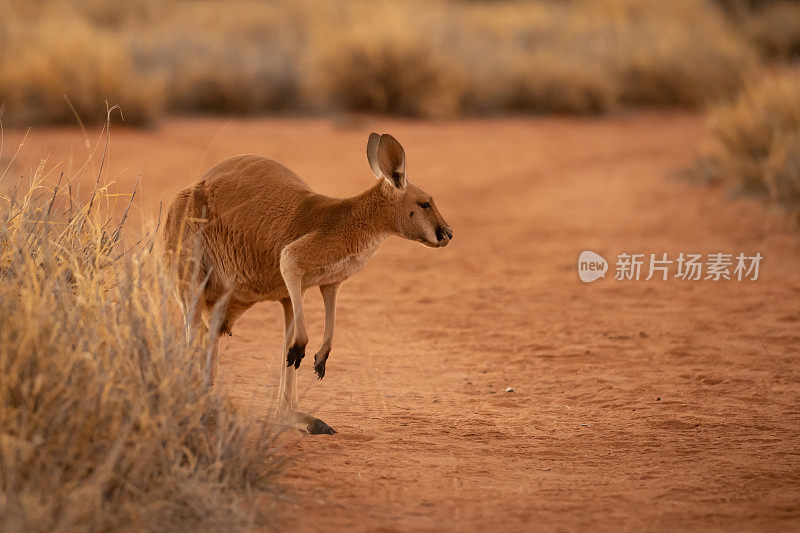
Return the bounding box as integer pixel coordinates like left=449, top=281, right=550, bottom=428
left=436, top=226, right=453, bottom=243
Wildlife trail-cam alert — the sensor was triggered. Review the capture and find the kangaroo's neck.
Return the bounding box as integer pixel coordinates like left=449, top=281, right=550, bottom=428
left=339, top=181, right=397, bottom=242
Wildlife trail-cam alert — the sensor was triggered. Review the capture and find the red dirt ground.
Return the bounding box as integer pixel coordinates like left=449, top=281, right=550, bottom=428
left=8, top=112, right=800, bottom=531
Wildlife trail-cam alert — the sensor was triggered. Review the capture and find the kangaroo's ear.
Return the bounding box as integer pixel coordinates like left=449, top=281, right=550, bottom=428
left=366, top=132, right=382, bottom=179
left=377, top=134, right=406, bottom=189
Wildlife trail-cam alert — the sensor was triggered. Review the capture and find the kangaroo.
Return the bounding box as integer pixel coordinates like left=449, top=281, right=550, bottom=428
left=163, top=133, right=452, bottom=434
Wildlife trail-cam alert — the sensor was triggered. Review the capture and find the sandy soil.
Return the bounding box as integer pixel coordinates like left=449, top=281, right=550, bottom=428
left=7, top=112, right=800, bottom=531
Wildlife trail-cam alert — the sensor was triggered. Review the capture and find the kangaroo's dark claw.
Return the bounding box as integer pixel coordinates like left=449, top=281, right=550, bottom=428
left=286, top=343, right=306, bottom=368
left=314, top=349, right=330, bottom=380
left=314, top=360, right=326, bottom=380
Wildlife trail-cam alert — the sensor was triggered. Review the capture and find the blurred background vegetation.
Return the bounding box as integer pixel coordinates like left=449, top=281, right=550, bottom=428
left=1, top=0, right=798, bottom=125
left=0, top=0, right=798, bottom=201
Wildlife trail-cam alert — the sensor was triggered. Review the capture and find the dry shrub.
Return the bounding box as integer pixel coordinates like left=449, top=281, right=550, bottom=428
left=130, top=1, right=304, bottom=114
left=0, top=125, right=279, bottom=531
left=310, top=38, right=464, bottom=117
left=450, top=0, right=754, bottom=114
left=710, top=69, right=800, bottom=204
left=0, top=0, right=770, bottom=123
left=737, top=1, right=800, bottom=59
left=595, top=0, right=755, bottom=106
left=305, top=2, right=466, bottom=118
left=0, top=2, right=164, bottom=126
left=481, top=52, right=620, bottom=115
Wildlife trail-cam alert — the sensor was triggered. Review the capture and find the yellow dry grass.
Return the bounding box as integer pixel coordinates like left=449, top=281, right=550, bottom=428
left=710, top=69, right=800, bottom=205
left=0, top=118, right=279, bottom=531
left=0, top=0, right=768, bottom=124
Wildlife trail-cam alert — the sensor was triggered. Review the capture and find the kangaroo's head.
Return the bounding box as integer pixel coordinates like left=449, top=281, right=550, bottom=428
left=367, top=132, right=453, bottom=248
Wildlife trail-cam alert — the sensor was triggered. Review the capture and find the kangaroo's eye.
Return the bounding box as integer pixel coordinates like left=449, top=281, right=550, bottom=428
left=418, top=201, right=431, bottom=209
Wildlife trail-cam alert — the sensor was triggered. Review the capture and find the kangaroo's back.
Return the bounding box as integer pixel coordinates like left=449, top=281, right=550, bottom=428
left=202, top=154, right=312, bottom=209
left=163, top=154, right=315, bottom=300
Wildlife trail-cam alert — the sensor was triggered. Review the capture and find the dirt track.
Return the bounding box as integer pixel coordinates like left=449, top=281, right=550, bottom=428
left=10, top=112, right=800, bottom=530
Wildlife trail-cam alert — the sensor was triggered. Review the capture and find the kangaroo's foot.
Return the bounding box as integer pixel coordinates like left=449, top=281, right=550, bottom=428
left=274, top=407, right=336, bottom=435
left=286, top=342, right=306, bottom=368
left=313, top=348, right=330, bottom=380
left=306, top=417, right=336, bottom=434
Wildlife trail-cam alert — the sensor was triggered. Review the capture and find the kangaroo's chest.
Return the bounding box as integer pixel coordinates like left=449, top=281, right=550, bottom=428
left=304, top=239, right=383, bottom=288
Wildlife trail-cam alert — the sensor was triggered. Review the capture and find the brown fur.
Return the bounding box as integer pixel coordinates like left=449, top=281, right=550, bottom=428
left=163, top=133, right=451, bottom=433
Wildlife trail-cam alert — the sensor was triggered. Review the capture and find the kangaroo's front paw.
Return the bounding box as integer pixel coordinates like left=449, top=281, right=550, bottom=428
left=313, top=349, right=330, bottom=380
left=286, top=343, right=306, bottom=368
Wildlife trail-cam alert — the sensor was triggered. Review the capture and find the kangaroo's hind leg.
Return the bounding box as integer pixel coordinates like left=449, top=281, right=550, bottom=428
left=274, top=297, right=336, bottom=435
left=200, top=297, right=251, bottom=386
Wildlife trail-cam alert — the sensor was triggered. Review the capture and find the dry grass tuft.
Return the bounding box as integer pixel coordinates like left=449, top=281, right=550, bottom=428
left=0, top=0, right=765, bottom=123
left=0, top=120, right=279, bottom=531
left=709, top=69, right=800, bottom=205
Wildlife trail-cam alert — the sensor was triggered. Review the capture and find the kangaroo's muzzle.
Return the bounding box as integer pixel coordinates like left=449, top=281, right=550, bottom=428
left=435, top=225, right=453, bottom=246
